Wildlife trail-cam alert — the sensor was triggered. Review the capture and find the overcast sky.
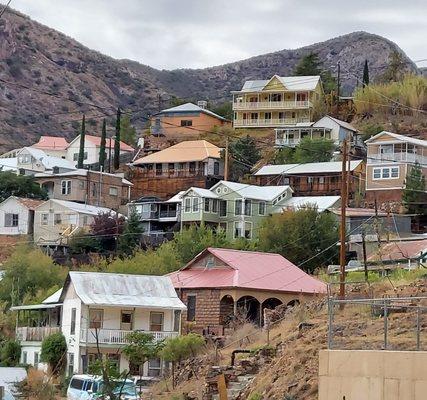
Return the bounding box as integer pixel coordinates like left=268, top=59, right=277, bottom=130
left=9, top=0, right=427, bottom=70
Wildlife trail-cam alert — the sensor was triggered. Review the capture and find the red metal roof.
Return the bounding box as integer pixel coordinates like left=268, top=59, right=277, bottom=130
left=368, top=239, right=427, bottom=262
left=16, top=197, right=45, bottom=210
left=85, top=135, right=134, bottom=152
left=169, top=248, right=327, bottom=294
left=32, top=136, right=69, bottom=150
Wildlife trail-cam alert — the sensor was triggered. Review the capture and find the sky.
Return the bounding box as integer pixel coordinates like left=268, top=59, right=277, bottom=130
left=8, top=0, right=427, bottom=70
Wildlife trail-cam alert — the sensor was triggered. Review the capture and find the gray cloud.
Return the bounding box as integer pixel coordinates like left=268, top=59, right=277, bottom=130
left=10, top=0, right=427, bottom=69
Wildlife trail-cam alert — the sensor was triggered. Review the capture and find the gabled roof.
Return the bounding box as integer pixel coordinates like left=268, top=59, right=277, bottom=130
left=169, top=247, right=326, bottom=294
left=42, top=288, right=63, bottom=304
left=254, top=160, right=363, bottom=176
left=19, top=147, right=76, bottom=170
left=133, top=140, right=222, bottom=165
left=282, top=196, right=341, bottom=212
left=0, top=196, right=45, bottom=210
left=156, top=102, right=228, bottom=122
left=365, top=131, right=427, bottom=147
left=183, top=187, right=219, bottom=199
left=60, top=271, right=186, bottom=310
left=211, top=181, right=292, bottom=201
left=68, top=134, right=134, bottom=152
left=314, top=115, right=358, bottom=132
left=38, top=199, right=115, bottom=216
left=234, top=75, right=321, bottom=93
left=32, top=136, right=69, bottom=150
left=367, top=239, right=427, bottom=262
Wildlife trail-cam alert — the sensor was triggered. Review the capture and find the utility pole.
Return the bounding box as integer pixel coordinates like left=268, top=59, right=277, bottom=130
left=347, top=147, right=351, bottom=206
left=224, top=135, right=229, bottom=181
left=339, top=138, right=348, bottom=301
left=361, top=229, right=368, bottom=282
left=336, top=61, right=341, bottom=116
left=158, top=92, right=162, bottom=113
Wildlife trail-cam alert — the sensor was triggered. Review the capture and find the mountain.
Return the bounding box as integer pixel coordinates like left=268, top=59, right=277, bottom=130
left=0, top=8, right=419, bottom=152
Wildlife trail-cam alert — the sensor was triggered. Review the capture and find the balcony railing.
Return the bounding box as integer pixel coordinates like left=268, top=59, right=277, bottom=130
left=367, top=153, right=427, bottom=165
left=159, top=210, right=177, bottom=219
left=17, top=326, right=61, bottom=342
left=234, top=118, right=310, bottom=128
left=80, top=328, right=179, bottom=345
left=233, top=100, right=311, bottom=110
left=134, top=169, right=206, bottom=178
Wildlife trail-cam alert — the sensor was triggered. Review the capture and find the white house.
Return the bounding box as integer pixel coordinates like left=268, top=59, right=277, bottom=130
left=12, top=272, right=186, bottom=377
left=66, top=134, right=134, bottom=166
left=16, top=147, right=76, bottom=175
left=33, top=199, right=116, bottom=247
left=0, top=196, right=45, bottom=235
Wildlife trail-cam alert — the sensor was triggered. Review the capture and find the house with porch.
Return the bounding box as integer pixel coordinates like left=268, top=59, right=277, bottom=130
left=168, top=248, right=326, bottom=334
left=130, top=140, right=224, bottom=200
left=364, top=131, right=427, bottom=210
left=231, top=75, right=323, bottom=129
left=12, top=272, right=186, bottom=376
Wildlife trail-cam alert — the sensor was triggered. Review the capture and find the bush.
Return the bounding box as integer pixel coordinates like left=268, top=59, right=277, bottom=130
left=0, top=339, right=21, bottom=366
left=41, top=332, right=67, bottom=375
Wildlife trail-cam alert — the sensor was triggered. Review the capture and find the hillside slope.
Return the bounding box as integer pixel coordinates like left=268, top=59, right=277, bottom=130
left=0, top=8, right=418, bottom=151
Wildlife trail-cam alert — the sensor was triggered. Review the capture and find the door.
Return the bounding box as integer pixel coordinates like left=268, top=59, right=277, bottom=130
left=121, top=310, right=133, bottom=331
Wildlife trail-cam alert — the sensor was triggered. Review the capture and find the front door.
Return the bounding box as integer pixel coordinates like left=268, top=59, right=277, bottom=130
left=121, top=311, right=133, bottom=331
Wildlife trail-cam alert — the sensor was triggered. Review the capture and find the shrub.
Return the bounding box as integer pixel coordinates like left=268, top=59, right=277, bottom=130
left=41, top=332, right=67, bottom=375
left=0, top=339, right=21, bottom=366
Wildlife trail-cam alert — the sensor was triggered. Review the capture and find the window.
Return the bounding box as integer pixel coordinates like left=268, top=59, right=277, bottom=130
left=173, top=310, right=181, bottom=332
left=4, top=213, right=18, bottom=227
left=235, top=199, right=242, bottom=216
left=319, top=177, right=325, bottom=184
left=68, top=353, right=75, bottom=377
left=83, top=215, right=89, bottom=226
left=192, top=197, right=199, bottom=212
left=234, top=221, right=252, bottom=239
left=54, top=213, right=62, bottom=225
left=214, top=161, right=220, bottom=176
left=250, top=112, right=258, bottom=120
left=156, top=164, right=163, bottom=175
left=205, top=256, right=215, bottom=269
left=148, top=358, right=162, bottom=377
left=373, top=167, right=399, bottom=180
left=219, top=200, right=227, bottom=217
left=382, top=168, right=390, bottom=178
left=271, top=93, right=282, bottom=102
left=61, top=180, right=71, bottom=195
left=92, top=183, right=97, bottom=197
left=180, top=120, right=193, bottom=127
left=70, top=377, right=84, bottom=390
left=244, top=199, right=252, bottom=216
left=391, top=167, right=399, bottom=178
left=373, top=168, right=381, bottom=179
left=34, top=352, right=39, bottom=369
left=212, top=199, right=218, bottom=213
left=41, top=213, right=49, bottom=225
left=150, top=312, right=164, bottom=331
left=204, top=198, right=210, bottom=212
left=109, top=187, right=118, bottom=196
left=189, top=162, right=196, bottom=173
left=73, top=152, right=88, bottom=161
left=184, top=198, right=191, bottom=213
left=89, top=309, right=103, bottom=329
left=70, top=308, right=76, bottom=335
left=22, top=351, right=27, bottom=364
left=78, top=180, right=85, bottom=189
left=121, top=311, right=133, bottom=330
left=258, top=201, right=266, bottom=216
left=283, top=177, right=290, bottom=185
left=107, top=354, right=120, bottom=371
left=264, top=112, right=272, bottom=120
left=187, top=295, right=196, bottom=322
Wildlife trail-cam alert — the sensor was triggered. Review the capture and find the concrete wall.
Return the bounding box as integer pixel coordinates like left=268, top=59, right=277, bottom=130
left=319, top=349, right=427, bottom=400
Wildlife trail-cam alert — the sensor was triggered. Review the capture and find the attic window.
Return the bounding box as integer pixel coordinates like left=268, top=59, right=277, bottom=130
left=205, top=256, right=215, bottom=269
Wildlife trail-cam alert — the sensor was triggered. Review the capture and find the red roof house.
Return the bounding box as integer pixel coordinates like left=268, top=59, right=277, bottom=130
left=168, top=248, right=326, bottom=333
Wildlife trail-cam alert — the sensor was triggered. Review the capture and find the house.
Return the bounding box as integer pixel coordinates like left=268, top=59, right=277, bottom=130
left=66, top=134, right=135, bottom=167
left=364, top=131, right=427, bottom=209
left=180, top=180, right=293, bottom=240
left=31, top=136, right=69, bottom=159
left=34, top=169, right=132, bottom=211
left=253, top=160, right=365, bottom=199
left=168, top=247, right=326, bottom=333
left=12, top=272, right=186, bottom=376
left=150, top=102, right=230, bottom=137
left=33, top=199, right=116, bottom=248
left=0, top=196, right=45, bottom=235
left=131, top=140, right=224, bottom=200
left=16, top=147, right=76, bottom=175
left=129, top=192, right=183, bottom=246
left=231, top=75, right=323, bottom=129
left=275, top=115, right=364, bottom=150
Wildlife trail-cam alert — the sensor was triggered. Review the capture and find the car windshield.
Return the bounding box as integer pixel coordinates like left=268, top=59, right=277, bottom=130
left=98, top=381, right=137, bottom=396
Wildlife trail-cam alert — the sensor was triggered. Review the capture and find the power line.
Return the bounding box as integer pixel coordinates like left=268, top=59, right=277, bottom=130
left=0, top=0, right=12, bottom=18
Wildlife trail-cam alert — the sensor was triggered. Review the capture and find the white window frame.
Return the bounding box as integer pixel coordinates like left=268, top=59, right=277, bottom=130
left=61, top=180, right=71, bottom=195
left=148, top=358, right=162, bottom=377
left=192, top=197, right=199, bottom=212
left=54, top=213, right=62, bottom=225
left=233, top=221, right=253, bottom=239
left=234, top=199, right=242, bottom=216
left=184, top=198, right=191, bottom=213
left=372, top=167, right=400, bottom=180
left=4, top=213, right=19, bottom=227
left=109, top=186, right=118, bottom=196
left=258, top=201, right=266, bottom=216
left=41, top=213, right=49, bottom=225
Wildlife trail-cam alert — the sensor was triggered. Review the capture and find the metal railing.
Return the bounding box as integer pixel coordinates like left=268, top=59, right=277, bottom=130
left=232, top=100, right=311, bottom=110
left=80, top=328, right=178, bottom=345
left=367, top=153, right=427, bottom=165
left=234, top=118, right=310, bottom=127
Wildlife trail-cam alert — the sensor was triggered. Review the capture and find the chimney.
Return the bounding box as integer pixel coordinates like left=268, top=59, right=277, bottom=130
left=197, top=100, right=207, bottom=109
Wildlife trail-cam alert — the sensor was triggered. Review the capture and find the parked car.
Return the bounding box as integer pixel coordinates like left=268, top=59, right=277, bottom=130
left=67, top=374, right=138, bottom=400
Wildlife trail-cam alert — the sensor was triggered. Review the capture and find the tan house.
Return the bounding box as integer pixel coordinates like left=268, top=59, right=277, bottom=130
left=365, top=131, right=427, bottom=208
left=150, top=102, right=230, bottom=138
left=34, top=169, right=132, bottom=210
left=232, top=75, right=323, bottom=128
left=130, top=140, right=224, bottom=199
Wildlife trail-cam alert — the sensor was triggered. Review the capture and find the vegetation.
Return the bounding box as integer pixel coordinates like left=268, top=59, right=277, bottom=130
left=258, top=207, right=339, bottom=272
left=40, top=332, right=67, bottom=375
left=117, top=209, right=144, bottom=257
left=0, top=338, right=21, bottom=366
left=402, top=161, right=426, bottom=215
left=99, top=118, right=107, bottom=171
left=228, top=135, right=261, bottom=181
left=113, top=107, right=121, bottom=170
left=381, top=50, right=408, bottom=83
left=210, top=102, right=233, bottom=120
left=363, top=59, right=369, bottom=87
left=120, top=114, right=137, bottom=146
left=273, top=137, right=335, bottom=164
left=77, top=114, right=86, bottom=169
left=0, top=171, right=48, bottom=202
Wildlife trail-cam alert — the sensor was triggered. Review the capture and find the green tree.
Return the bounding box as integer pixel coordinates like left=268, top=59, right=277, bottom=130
left=0, top=339, right=21, bottom=366
left=210, top=102, right=233, bottom=120
left=381, top=50, right=407, bottom=82
left=228, top=135, right=261, bottom=181
left=293, top=137, right=336, bottom=163
left=362, top=59, right=370, bottom=87
left=117, top=209, right=144, bottom=257
left=77, top=114, right=86, bottom=169
left=273, top=147, right=296, bottom=164
left=160, top=334, right=205, bottom=388
left=40, top=332, right=67, bottom=375
left=99, top=118, right=107, bottom=171
left=402, top=162, right=426, bottom=215
left=120, top=114, right=137, bottom=147
left=0, top=171, right=47, bottom=202
left=114, top=108, right=121, bottom=170
left=258, top=207, right=339, bottom=273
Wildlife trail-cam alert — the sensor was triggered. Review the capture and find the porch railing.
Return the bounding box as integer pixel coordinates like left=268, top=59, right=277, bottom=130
left=233, top=100, right=311, bottom=110
left=234, top=118, right=310, bottom=127
left=80, top=328, right=178, bottom=345
left=367, top=153, right=427, bottom=165
left=16, top=326, right=61, bottom=342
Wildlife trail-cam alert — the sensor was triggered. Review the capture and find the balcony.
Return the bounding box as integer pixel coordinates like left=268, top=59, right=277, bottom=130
left=80, top=328, right=179, bottom=345
left=233, top=100, right=311, bottom=110
left=234, top=118, right=310, bottom=128
left=17, top=326, right=61, bottom=342
left=367, top=152, right=427, bottom=165
left=135, top=169, right=206, bottom=179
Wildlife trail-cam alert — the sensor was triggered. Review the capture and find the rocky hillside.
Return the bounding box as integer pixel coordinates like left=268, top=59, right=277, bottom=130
left=0, top=8, right=419, bottom=151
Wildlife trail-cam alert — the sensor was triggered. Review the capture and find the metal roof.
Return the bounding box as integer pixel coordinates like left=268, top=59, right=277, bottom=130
left=314, top=115, right=358, bottom=132
left=42, top=288, right=63, bottom=304
left=10, top=303, right=62, bottom=311
left=62, top=271, right=186, bottom=310
left=32, top=136, right=69, bottom=150
left=38, top=199, right=116, bottom=216
left=169, top=248, right=326, bottom=294
left=368, top=239, right=427, bottom=262
left=234, top=75, right=320, bottom=93
left=157, top=102, right=228, bottom=121
left=365, top=131, right=427, bottom=147
left=184, top=187, right=219, bottom=199
left=282, top=196, right=341, bottom=211
left=0, top=367, right=27, bottom=390
left=165, top=191, right=185, bottom=203
left=19, top=147, right=76, bottom=170
left=213, top=181, right=292, bottom=201
left=254, top=160, right=363, bottom=176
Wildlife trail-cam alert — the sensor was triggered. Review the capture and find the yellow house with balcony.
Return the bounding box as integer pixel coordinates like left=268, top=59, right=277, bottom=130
left=231, top=75, right=323, bottom=128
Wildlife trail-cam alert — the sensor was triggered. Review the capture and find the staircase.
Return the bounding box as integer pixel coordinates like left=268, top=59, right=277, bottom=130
left=212, top=374, right=255, bottom=400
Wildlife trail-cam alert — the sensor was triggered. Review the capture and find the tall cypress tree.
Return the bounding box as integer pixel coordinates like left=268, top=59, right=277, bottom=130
left=113, top=108, right=121, bottom=170
left=362, top=59, right=370, bottom=87
left=77, top=114, right=86, bottom=169
left=99, top=119, right=107, bottom=171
